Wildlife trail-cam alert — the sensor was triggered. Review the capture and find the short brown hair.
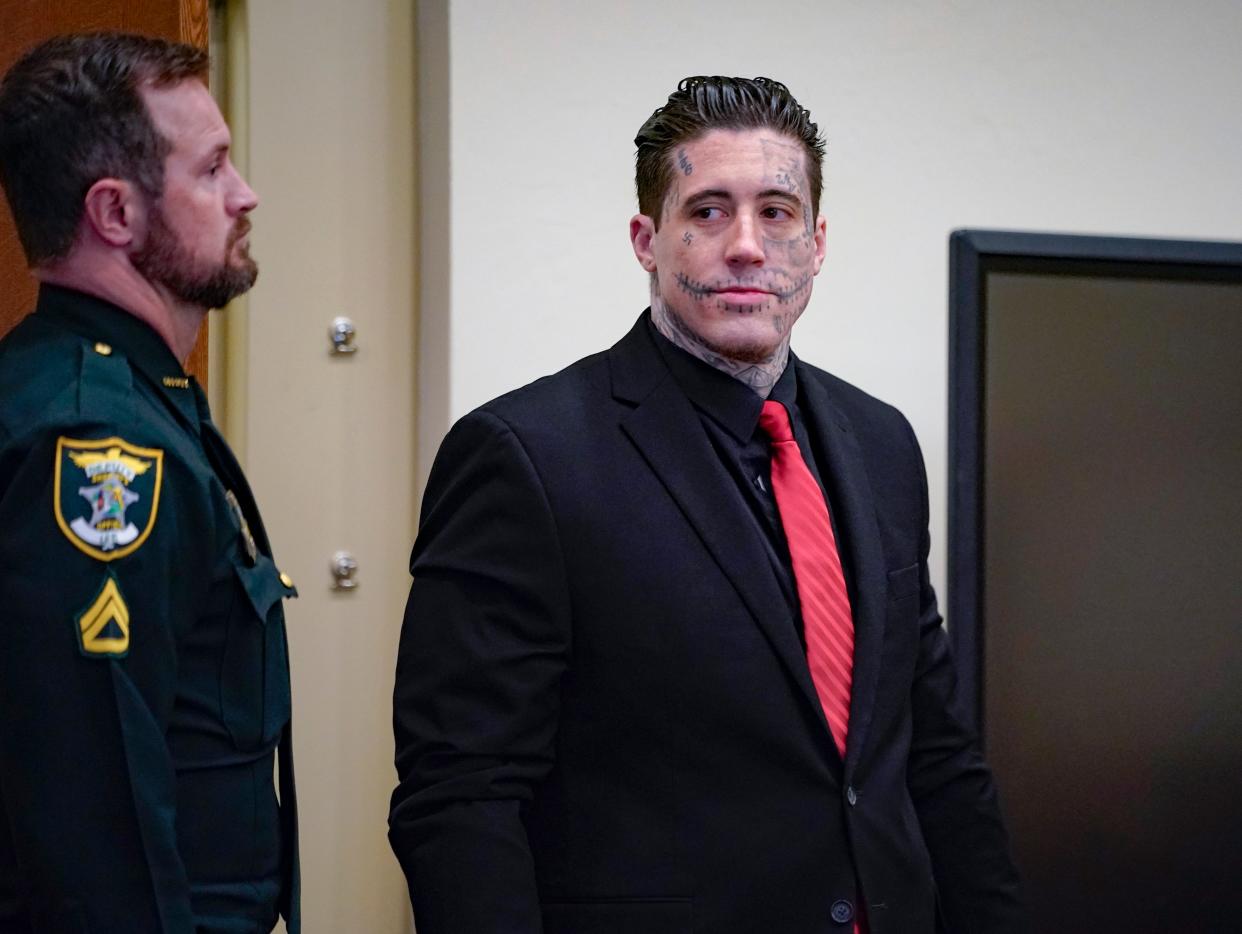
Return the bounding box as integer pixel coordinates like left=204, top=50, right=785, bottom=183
left=634, top=76, right=825, bottom=228
left=0, top=32, right=207, bottom=266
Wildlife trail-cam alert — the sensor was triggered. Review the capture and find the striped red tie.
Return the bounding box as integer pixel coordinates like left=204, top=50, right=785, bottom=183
left=758, top=400, right=855, bottom=759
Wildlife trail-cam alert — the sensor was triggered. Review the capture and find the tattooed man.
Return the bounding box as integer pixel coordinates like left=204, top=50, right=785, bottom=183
left=390, top=77, right=1026, bottom=934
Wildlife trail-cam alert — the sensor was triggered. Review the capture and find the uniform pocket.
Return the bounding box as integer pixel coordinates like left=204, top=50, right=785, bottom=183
left=220, top=553, right=291, bottom=751
left=541, top=897, right=692, bottom=934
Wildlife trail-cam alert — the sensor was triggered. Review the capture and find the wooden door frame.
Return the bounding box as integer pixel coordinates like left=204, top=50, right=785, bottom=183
left=0, top=0, right=210, bottom=380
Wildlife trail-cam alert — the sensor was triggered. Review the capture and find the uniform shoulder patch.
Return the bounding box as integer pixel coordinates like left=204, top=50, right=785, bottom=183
left=75, top=572, right=130, bottom=658
left=54, top=436, right=164, bottom=561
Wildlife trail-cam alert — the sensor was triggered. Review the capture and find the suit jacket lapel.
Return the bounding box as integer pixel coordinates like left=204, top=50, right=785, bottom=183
left=797, top=363, right=888, bottom=775
left=609, top=320, right=829, bottom=741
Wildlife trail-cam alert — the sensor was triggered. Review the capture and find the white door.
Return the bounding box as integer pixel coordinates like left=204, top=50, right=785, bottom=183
left=212, top=1, right=417, bottom=930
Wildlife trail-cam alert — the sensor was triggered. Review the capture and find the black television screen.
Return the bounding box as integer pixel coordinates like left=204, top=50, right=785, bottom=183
left=948, top=230, right=1242, bottom=933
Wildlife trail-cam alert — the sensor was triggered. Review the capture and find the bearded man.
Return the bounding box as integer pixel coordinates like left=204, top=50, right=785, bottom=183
left=0, top=32, right=298, bottom=933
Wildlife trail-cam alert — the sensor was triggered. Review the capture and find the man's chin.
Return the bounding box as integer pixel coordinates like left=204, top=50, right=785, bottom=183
left=701, top=328, right=785, bottom=365
left=659, top=300, right=788, bottom=365
left=175, top=265, right=258, bottom=310
left=216, top=256, right=259, bottom=302
left=719, top=344, right=781, bottom=365
left=232, top=257, right=259, bottom=287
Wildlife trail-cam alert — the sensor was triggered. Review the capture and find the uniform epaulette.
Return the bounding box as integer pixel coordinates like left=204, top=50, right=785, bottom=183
left=0, top=319, right=87, bottom=437
left=77, top=339, right=136, bottom=425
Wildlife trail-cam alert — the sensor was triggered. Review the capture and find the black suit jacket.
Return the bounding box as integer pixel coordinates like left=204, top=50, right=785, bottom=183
left=389, top=313, right=1025, bottom=934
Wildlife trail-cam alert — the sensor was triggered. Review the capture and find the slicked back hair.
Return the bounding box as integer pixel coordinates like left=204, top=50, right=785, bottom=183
left=634, top=76, right=825, bottom=228
left=0, top=32, right=208, bottom=266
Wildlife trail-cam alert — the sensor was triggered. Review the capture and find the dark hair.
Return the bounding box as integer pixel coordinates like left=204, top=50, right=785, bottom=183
left=0, top=32, right=208, bottom=266
left=634, top=76, right=825, bottom=228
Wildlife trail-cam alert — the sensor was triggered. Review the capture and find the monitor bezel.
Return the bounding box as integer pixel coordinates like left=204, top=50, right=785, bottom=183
left=946, top=228, right=1242, bottom=736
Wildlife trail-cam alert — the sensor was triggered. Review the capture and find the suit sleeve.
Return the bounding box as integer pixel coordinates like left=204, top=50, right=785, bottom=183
left=0, top=426, right=205, bottom=933
left=898, top=417, right=1029, bottom=933
left=389, top=410, right=571, bottom=934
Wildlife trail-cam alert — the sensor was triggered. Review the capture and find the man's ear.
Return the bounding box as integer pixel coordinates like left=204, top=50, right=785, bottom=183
left=81, top=178, right=146, bottom=249
left=811, top=213, right=827, bottom=276
left=630, top=214, right=658, bottom=273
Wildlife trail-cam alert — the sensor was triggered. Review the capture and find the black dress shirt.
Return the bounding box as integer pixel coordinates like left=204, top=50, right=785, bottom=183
left=648, top=319, right=855, bottom=644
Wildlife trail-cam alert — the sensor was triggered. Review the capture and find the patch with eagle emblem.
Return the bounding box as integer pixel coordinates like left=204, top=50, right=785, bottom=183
left=55, top=436, right=164, bottom=561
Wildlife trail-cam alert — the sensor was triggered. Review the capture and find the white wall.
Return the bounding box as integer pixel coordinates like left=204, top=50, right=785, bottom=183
left=421, top=0, right=1242, bottom=601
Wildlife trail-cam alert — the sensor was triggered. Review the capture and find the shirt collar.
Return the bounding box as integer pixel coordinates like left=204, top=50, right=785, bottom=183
left=647, top=315, right=799, bottom=443
left=35, top=284, right=202, bottom=429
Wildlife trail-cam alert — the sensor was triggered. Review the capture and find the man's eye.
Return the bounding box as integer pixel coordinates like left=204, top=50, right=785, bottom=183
left=695, top=206, right=723, bottom=220
left=761, top=206, right=791, bottom=219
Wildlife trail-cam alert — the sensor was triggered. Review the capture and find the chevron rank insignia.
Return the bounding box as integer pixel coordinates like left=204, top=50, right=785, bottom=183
left=75, top=572, right=130, bottom=658
left=55, top=437, right=163, bottom=561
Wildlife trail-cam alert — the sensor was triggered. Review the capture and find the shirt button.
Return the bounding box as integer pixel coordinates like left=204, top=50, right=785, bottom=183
left=830, top=899, right=854, bottom=924
left=94, top=342, right=112, bottom=356
left=846, top=785, right=858, bottom=806
left=279, top=571, right=294, bottom=588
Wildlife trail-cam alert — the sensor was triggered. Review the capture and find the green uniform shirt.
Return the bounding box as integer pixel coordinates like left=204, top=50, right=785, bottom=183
left=0, top=286, right=299, bottom=933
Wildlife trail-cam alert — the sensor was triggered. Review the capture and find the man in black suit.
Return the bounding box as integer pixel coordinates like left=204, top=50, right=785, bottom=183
left=389, top=76, right=1025, bottom=934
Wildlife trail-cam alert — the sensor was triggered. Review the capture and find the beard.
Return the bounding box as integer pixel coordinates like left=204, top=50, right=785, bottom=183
left=132, top=207, right=258, bottom=310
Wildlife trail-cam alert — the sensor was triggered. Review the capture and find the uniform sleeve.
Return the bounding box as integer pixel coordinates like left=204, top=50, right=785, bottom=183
left=388, top=410, right=572, bottom=934
left=0, top=425, right=209, bottom=933
left=898, top=417, right=1029, bottom=933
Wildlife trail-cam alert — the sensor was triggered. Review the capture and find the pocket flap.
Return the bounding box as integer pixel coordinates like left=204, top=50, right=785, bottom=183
left=232, top=554, right=288, bottom=622
left=887, top=563, right=920, bottom=600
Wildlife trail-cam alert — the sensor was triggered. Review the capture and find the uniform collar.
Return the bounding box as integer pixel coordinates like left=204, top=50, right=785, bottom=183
left=646, top=315, right=798, bottom=443
left=35, top=284, right=203, bottom=429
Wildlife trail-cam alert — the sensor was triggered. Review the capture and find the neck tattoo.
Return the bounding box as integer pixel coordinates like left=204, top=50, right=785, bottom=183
left=651, top=294, right=789, bottom=398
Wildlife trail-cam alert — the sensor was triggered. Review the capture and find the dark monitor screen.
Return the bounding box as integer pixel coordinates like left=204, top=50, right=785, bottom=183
left=948, top=231, right=1242, bottom=933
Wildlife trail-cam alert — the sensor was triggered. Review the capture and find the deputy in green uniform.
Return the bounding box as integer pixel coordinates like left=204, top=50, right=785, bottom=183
left=0, top=34, right=298, bottom=933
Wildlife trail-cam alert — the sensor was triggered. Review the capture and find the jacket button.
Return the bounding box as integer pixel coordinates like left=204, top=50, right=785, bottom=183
left=831, top=899, right=854, bottom=924
left=846, top=785, right=858, bottom=806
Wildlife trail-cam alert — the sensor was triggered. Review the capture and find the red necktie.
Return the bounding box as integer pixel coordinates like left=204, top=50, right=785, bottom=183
left=758, top=400, right=855, bottom=759
left=761, top=401, right=866, bottom=932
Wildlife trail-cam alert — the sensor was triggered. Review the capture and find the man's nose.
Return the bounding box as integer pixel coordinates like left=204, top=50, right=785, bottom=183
left=725, top=214, right=764, bottom=267
left=230, top=165, right=259, bottom=215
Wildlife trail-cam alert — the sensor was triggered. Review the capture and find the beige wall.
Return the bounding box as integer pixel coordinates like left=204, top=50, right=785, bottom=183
left=421, top=0, right=1242, bottom=601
